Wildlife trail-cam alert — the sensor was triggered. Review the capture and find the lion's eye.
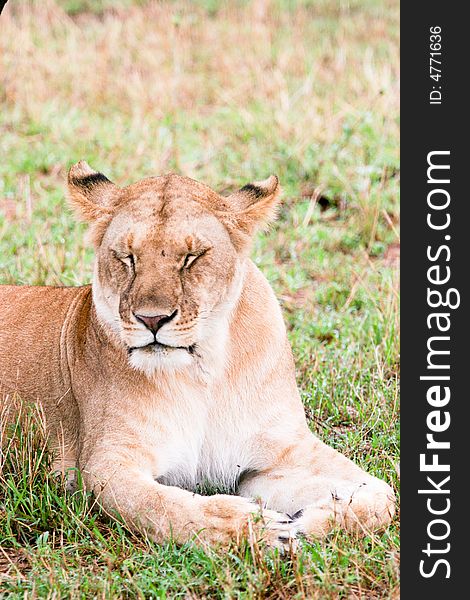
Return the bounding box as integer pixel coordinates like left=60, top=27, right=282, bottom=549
left=116, top=252, right=135, bottom=269
left=182, top=253, right=199, bottom=269
left=182, top=248, right=209, bottom=270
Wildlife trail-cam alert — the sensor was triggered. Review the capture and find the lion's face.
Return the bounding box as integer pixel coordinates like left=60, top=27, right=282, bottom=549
left=96, top=184, right=241, bottom=372
left=67, top=162, right=280, bottom=374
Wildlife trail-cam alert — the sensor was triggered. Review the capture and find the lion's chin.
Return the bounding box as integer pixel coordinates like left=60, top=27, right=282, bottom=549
left=127, top=343, right=195, bottom=376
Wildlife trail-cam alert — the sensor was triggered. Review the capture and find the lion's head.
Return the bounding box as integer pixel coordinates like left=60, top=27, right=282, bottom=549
left=67, top=162, right=281, bottom=375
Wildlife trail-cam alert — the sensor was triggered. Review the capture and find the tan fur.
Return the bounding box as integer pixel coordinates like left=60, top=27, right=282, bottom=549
left=0, top=164, right=395, bottom=549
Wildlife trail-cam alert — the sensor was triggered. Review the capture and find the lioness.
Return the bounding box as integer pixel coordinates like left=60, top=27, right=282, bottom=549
left=0, top=162, right=395, bottom=549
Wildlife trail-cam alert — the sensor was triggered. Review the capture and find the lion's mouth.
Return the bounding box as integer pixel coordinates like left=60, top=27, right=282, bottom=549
left=128, top=341, right=196, bottom=355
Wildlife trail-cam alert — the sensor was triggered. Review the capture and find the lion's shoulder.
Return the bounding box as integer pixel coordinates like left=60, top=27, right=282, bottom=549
left=0, top=284, right=90, bottom=324
left=0, top=285, right=91, bottom=398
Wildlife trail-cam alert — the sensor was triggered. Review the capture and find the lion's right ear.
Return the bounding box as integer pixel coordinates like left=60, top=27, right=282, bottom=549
left=67, top=161, right=118, bottom=221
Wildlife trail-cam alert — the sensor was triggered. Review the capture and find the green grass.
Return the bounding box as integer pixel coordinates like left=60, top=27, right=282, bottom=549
left=0, top=0, right=399, bottom=597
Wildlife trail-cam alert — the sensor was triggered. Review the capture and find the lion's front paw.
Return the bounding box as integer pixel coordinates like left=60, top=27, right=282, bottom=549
left=294, top=479, right=396, bottom=538
left=256, top=506, right=299, bottom=552
left=198, top=495, right=298, bottom=551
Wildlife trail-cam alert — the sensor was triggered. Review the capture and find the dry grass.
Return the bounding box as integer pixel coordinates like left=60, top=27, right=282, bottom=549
left=1, top=0, right=399, bottom=188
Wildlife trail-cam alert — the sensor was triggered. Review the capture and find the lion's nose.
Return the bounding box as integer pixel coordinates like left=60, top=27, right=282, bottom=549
left=134, top=311, right=177, bottom=334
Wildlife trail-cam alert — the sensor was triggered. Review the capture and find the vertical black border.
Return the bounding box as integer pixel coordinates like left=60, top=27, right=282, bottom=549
left=401, top=3, right=467, bottom=597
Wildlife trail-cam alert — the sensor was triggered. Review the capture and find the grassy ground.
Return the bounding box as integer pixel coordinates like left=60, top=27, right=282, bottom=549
left=0, top=0, right=399, bottom=597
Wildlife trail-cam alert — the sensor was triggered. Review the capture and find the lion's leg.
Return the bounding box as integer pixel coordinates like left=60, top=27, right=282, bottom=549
left=52, top=447, right=78, bottom=492
left=80, top=448, right=296, bottom=549
left=51, top=430, right=79, bottom=492
left=238, top=433, right=395, bottom=537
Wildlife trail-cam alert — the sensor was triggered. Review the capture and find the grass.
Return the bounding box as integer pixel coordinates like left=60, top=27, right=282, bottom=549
left=0, top=0, right=399, bottom=597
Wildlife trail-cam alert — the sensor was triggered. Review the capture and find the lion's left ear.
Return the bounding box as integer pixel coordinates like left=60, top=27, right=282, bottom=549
left=224, top=175, right=281, bottom=244
left=67, top=161, right=118, bottom=222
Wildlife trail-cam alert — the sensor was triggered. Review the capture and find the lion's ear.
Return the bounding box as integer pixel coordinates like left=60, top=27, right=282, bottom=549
left=223, top=175, right=281, bottom=248
left=67, top=161, right=118, bottom=221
